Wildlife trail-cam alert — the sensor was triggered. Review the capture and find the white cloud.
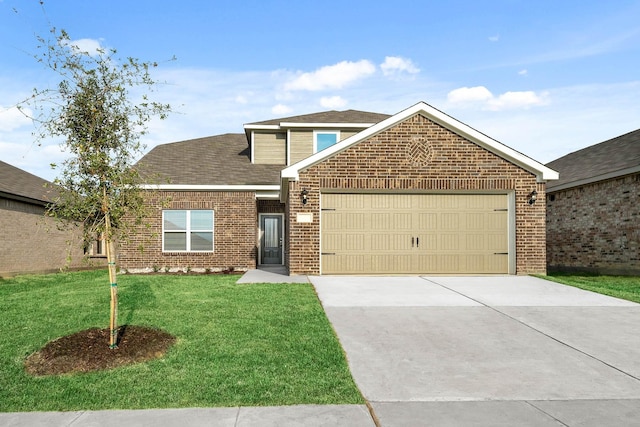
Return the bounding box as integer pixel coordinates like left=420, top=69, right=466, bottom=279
left=320, top=96, right=347, bottom=109
left=519, top=69, right=528, bottom=76
left=68, top=38, right=104, bottom=56
left=0, top=106, right=32, bottom=131
left=380, top=56, right=420, bottom=77
left=489, top=34, right=500, bottom=42
left=271, top=104, right=292, bottom=115
left=447, top=86, right=493, bottom=104
left=486, top=91, right=550, bottom=111
left=447, top=86, right=549, bottom=111
left=283, top=60, right=376, bottom=91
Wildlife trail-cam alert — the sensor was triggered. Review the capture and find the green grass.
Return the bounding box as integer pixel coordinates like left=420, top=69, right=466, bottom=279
left=541, top=273, right=640, bottom=303
left=0, top=270, right=363, bottom=412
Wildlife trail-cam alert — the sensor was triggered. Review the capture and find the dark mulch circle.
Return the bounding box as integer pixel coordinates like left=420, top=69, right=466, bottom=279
left=24, top=325, right=176, bottom=376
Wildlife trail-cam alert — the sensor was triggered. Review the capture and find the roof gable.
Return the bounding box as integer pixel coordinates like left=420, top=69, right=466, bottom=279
left=546, top=128, right=640, bottom=191
left=281, top=102, right=559, bottom=183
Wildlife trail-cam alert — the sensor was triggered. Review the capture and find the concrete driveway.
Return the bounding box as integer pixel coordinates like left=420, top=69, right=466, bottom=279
left=310, top=275, right=640, bottom=426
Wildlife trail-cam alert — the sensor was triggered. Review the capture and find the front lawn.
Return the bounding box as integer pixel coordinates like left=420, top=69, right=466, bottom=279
left=542, top=273, right=640, bottom=303
left=0, top=270, right=362, bottom=412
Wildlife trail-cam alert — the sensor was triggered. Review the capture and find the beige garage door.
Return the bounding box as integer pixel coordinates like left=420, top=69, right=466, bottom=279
left=321, top=193, right=509, bottom=274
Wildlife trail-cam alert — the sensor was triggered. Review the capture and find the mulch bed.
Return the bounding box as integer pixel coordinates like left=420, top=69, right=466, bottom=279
left=24, top=325, right=176, bottom=376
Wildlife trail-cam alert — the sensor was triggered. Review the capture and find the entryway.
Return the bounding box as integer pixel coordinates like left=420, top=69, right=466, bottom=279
left=259, top=214, right=283, bottom=265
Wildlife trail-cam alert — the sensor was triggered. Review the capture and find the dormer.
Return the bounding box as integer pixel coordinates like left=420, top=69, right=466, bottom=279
left=244, top=110, right=391, bottom=165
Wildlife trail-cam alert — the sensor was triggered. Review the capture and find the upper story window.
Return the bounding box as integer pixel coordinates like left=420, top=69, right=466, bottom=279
left=163, top=210, right=214, bottom=252
left=314, top=131, right=340, bottom=153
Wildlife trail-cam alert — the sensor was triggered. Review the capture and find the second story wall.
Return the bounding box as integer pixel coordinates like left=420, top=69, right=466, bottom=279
left=289, top=130, right=314, bottom=164
left=253, top=132, right=286, bottom=165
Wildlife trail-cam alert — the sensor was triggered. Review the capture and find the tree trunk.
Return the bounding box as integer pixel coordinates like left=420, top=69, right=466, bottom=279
left=105, top=212, right=119, bottom=349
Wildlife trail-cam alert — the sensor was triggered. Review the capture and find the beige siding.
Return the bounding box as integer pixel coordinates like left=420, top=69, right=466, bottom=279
left=289, top=129, right=365, bottom=165
left=340, top=130, right=359, bottom=140
left=289, top=130, right=314, bottom=164
left=253, top=132, right=286, bottom=165
left=321, top=193, right=509, bottom=274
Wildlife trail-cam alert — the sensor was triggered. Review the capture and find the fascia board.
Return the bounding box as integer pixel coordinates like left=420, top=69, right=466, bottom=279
left=243, top=124, right=281, bottom=131
left=281, top=101, right=559, bottom=182
left=547, top=165, right=640, bottom=193
left=140, top=184, right=280, bottom=191
left=255, top=190, right=281, bottom=199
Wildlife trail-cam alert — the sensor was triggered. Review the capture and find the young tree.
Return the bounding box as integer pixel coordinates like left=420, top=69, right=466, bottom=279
left=22, top=28, right=171, bottom=349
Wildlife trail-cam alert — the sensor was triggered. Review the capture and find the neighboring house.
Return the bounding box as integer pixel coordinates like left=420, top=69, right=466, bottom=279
left=121, top=102, right=558, bottom=275
left=0, top=161, right=100, bottom=277
left=546, top=129, right=640, bottom=275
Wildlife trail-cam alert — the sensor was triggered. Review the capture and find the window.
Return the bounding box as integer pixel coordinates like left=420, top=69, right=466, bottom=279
left=85, top=233, right=107, bottom=257
left=163, top=210, right=214, bottom=252
left=314, top=131, right=340, bottom=153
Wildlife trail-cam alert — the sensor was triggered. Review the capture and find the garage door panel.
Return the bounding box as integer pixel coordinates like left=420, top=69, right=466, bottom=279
left=417, top=212, right=437, bottom=229
left=371, top=233, right=412, bottom=251
left=439, top=213, right=460, bottom=229
left=371, top=213, right=390, bottom=229
left=321, top=193, right=509, bottom=274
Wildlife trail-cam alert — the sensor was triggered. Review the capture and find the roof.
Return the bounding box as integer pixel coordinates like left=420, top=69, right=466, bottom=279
left=136, top=133, right=282, bottom=187
left=0, top=160, right=55, bottom=205
left=245, top=109, right=391, bottom=127
left=546, top=128, right=640, bottom=192
left=281, top=102, right=559, bottom=193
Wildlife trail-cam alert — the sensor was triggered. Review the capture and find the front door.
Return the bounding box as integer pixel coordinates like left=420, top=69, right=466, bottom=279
left=260, top=214, right=283, bottom=265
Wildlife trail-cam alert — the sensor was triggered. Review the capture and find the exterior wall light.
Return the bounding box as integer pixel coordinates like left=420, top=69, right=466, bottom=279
left=528, top=190, right=538, bottom=205
left=301, top=188, right=309, bottom=205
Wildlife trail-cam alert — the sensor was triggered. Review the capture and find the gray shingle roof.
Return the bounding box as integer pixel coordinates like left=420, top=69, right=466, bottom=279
left=0, top=160, right=55, bottom=204
left=246, top=109, right=391, bottom=126
left=136, top=133, right=282, bottom=185
left=546, top=128, right=640, bottom=191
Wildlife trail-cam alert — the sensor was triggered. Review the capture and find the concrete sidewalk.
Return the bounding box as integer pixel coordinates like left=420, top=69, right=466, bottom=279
left=0, top=405, right=375, bottom=426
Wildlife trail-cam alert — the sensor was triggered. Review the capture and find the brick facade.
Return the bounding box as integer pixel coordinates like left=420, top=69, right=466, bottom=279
left=546, top=173, right=640, bottom=275
left=119, top=191, right=258, bottom=272
left=0, top=198, right=92, bottom=277
left=257, top=199, right=285, bottom=214
left=286, top=114, right=547, bottom=275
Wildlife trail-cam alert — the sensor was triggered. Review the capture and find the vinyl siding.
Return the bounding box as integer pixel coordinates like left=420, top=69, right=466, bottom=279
left=289, top=130, right=314, bottom=164
left=253, top=132, right=286, bottom=165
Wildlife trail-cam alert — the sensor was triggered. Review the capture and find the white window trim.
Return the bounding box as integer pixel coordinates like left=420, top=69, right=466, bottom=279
left=313, top=130, right=340, bottom=153
left=162, top=210, right=215, bottom=253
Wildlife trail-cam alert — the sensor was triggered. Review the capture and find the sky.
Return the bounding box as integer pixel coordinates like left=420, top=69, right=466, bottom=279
left=1, top=0, right=639, bottom=181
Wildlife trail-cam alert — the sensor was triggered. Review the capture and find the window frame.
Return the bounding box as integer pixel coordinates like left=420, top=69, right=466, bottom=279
left=162, top=209, right=215, bottom=253
left=313, top=130, right=341, bottom=153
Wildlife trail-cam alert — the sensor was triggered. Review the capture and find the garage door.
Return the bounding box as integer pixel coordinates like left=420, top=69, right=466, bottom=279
left=321, top=193, right=509, bottom=274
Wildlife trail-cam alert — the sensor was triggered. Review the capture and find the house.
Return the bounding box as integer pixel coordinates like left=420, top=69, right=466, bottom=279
left=121, top=102, right=558, bottom=275
left=546, top=129, right=640, bottom=275
left=0, top=161, right=99, bottom=277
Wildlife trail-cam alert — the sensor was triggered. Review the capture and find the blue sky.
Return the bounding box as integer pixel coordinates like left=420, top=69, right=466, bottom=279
left=1, top=0, right=639, bottom=181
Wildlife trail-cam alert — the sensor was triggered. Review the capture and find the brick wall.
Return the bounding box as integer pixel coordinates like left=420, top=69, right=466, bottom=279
left=287, top=114, right=546, bottom=275
left=119, top=191, right=257, bottom=272
left=546, top=173, right=640, bottom=275
left=0, top=198, right=92, bottom=277
left=257, top=199, right=285, bottom=214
